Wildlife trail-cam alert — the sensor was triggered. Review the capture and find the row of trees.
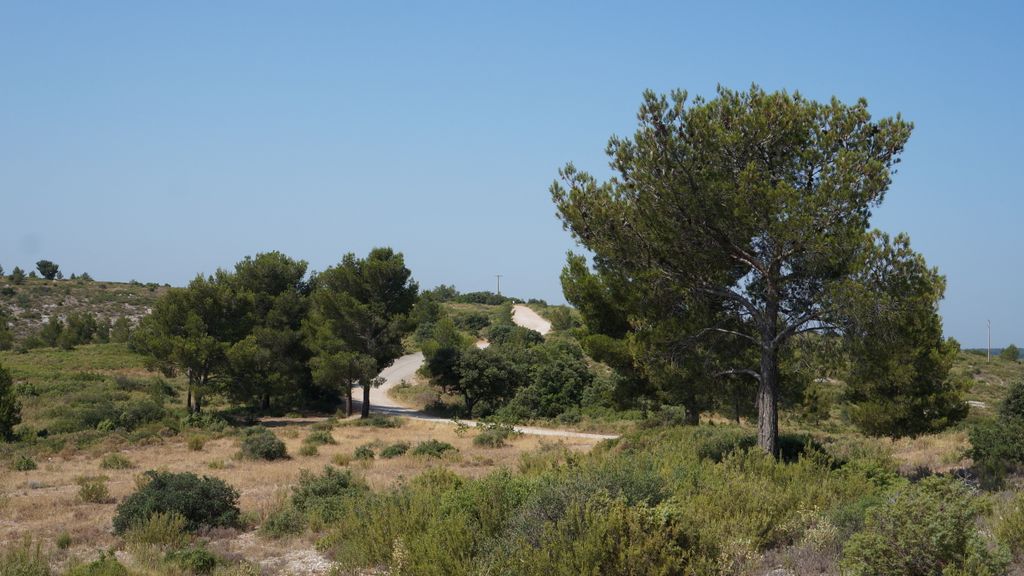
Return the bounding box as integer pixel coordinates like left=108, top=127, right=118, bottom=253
left=0, top=260, right=69, bottom=282
left=130, top=248, right=417, bottom=417
left=553, top=85, right=968, bottom=454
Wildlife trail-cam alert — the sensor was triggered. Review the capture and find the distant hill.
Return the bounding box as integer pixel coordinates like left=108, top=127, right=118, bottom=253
left=965, top=348, right=1023, bottom=360
left=0, top=276, right=169, bottom=341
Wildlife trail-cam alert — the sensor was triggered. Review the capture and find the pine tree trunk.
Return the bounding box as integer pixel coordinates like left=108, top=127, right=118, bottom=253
left=186, top=387, right=193, bottom=413
left=757, top=345, right=779, bottom=457
left=343, top=384, right=352, bottom=417
left=361, top=383, right=371, bottom=418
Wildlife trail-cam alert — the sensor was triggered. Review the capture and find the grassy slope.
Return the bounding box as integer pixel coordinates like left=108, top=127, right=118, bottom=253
left=0, top=276, right=169, bottom=340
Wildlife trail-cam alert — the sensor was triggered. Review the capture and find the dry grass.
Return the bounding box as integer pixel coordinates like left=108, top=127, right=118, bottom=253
left=0, top=416, right=602, bottom=560
left=886, top=428, right=971, bottom=474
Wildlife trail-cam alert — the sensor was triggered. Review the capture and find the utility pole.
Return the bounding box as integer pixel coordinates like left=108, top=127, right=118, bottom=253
left=988, top=319, right=992, bottom=361
left=495, top=274, right=502, bottom=296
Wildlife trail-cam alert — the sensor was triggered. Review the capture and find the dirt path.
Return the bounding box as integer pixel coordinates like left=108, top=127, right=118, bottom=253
left=352, top=305, right=618, bottom=441
left=512, top=304, right=552, bottom=335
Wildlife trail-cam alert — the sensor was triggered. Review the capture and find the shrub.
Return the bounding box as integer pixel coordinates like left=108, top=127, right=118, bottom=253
left=0, top=363, right=21, bottom=440
left=100, top=453, right=134, bottom=470
left=76, top=476, right=111, bottom=503
left=331, top=453, right=352, bottom=466
left=12, top=454, right=37, bottom=471
left=56, top=531, right=71, bottom=550
left=0, top=538, right=50, bottom=576
left=996, top=492, right=1024, bottom=559
left=65, top=552, right=129, bottom=576
left=298, top=444, right=318, bottom=456
left=474, top=428, right=509, bottom=448
left=238, top=427, right=287, bottom=460
left=412, top=439, right=456, bottom=458
left=165, top=545, right=217, bottom=575
left=381, top=442, right=410, bottom=458
left=840, top=476, right=1009, bottom=575
left=304, top=430, right=336, bottom=446
left=1001, top=380, right=1024, bottom=420
left=969, top=417, right=1024, bottom=488
left=112, top=471, right=240, bottom=534
left=122, top=511, right=189, bottom=550
left=354, top=445, right=375, bottom=460
left=351, top=415, right=402, bottom=428
left=261, top=505, right=305, bottom=538
left=187, top=435, right=207, bottom=451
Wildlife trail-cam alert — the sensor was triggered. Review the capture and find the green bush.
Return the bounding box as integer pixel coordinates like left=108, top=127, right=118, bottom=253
left=354, top=445, right=375, bottom=460
left=1001, top=380, right=1024, bottom=419
left=76, top=475, right=111, bottom=503
left=261, top=505, right=306, bottom=538
left=65, top=553, right=129, bottom=576
left=473, top=424, right=517, bottom=448
left=187, top=435, right=207, bottom=451
left=298, top=443, right=318, bottom=456
left=55, top=531, right=71, bottom=550
left=122, top=511, right=189, bottom=550
left=996, top=492, right=1024, bottom=559
left=412, top=439, right=456, bottom=457
left=100, top=453, right=134, bottom=470
left=12, top=454, right=37, bottom=471
left=351, top=415, right=402, bottom=428
left=380, top=442, right=410, bottom=458
left=238, top=427, right=288, bottom=460
left=112, top=471, right=240, bottom=534
left=304, top=430, right=336, bottom=446
left=0, top=538, right=50, bottom=576
left=969, top=417, right=1024, bottom=488
left=165, top=545, right=217, bottom=575
left=840, top=476, right=1009, bottom=575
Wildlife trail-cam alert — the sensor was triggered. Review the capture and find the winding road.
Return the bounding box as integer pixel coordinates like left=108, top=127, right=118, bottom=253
left=352, top=304, right=617, bottom=440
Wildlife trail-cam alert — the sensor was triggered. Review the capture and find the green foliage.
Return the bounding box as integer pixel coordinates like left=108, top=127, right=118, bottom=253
left=412, top=439, right=456, bottom=457
left=844, top=233, right=968, bottom=438
left=349, top=415, right=402, bottom=428
left=298, top=443, right=318, bottom=456
left=969, top=417, right=1024, bottom=488
left=9, top=267, right=26, bottom=285
left=381, top=442, right=410, bottom=458
left=76, top=475, right=111, bottom=503
left=306, top=247, right=418, bottom=418
left=112, top=470, right=240, bottom=534
left=238, top=427, right=287, bottom=460
left=473, top=422, right=519, bottom=448
left=1000, top=380, right=1024, bottom=420
left=35, top=260, right=59, bottom=281
left=187, top=435, right=207, bottom=451
left=165, top=545, right=218, bottom=575
left=261, top=505, right=306, bottom=538
left=0, top=363, right=21, bottom=440
left=840, top=476, right=1009, bottom=575
left=122, top=511, right=190, bottom=550
left=353, top=445, right=375, bottom=460
left=1001, top=344, right=1020, bottom=362
left=304, top=430, right=336, bottom=446
left=109, top=317, right=132, bottom=344
left=65, top=552, right=129, bottom=576
left=11, top=454, right=36, bottom=471
left=0, top=538, right=50, bottom=576
left=55, top=531, right=71, bottom=550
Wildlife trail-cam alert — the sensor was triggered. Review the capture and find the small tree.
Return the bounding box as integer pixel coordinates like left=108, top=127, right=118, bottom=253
left=0, top=363, right=22, bottom=440
left=9, top=267, right=25, bottom=285
left=35, top=260, right=60, bottom=281
left=1001, top=344, right=1020, bottom=362
left=110, top=317, right=132, bottom=343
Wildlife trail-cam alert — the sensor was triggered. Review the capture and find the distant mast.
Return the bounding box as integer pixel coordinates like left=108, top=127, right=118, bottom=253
left=496, top=274, right=502, bottom=296
left=988, top=319, right=992, bottom=361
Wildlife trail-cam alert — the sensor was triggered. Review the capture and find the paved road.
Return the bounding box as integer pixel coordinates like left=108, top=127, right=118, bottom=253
left=352, top=306, right=618, bottom=440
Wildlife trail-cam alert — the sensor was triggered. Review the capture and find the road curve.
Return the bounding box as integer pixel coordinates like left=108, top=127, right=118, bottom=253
left=351, top=307, right=618, bottom=441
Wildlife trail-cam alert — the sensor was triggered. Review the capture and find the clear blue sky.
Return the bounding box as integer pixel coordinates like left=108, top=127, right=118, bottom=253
left=1, top=1, right=1021, bottom=347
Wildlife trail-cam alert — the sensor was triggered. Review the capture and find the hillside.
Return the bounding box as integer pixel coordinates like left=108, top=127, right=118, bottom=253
left=0, top=276, right=168, bottom=341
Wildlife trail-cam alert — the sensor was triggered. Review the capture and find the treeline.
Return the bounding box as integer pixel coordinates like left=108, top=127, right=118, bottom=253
left=129, top=248, right=417, bottom=417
